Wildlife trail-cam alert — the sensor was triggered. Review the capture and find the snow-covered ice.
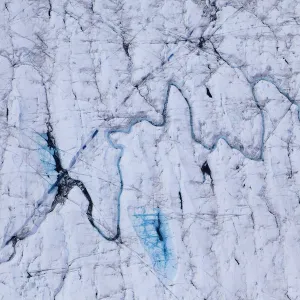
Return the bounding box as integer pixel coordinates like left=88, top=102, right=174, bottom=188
left=0, top=0, right=300, bottom=299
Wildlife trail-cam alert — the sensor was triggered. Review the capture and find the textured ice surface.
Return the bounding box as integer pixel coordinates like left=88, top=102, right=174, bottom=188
left=0, top=0, right=300, bottom=299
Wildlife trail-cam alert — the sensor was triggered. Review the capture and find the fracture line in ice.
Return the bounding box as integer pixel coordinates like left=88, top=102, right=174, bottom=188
left=0, top=129, right=100, bottom=262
